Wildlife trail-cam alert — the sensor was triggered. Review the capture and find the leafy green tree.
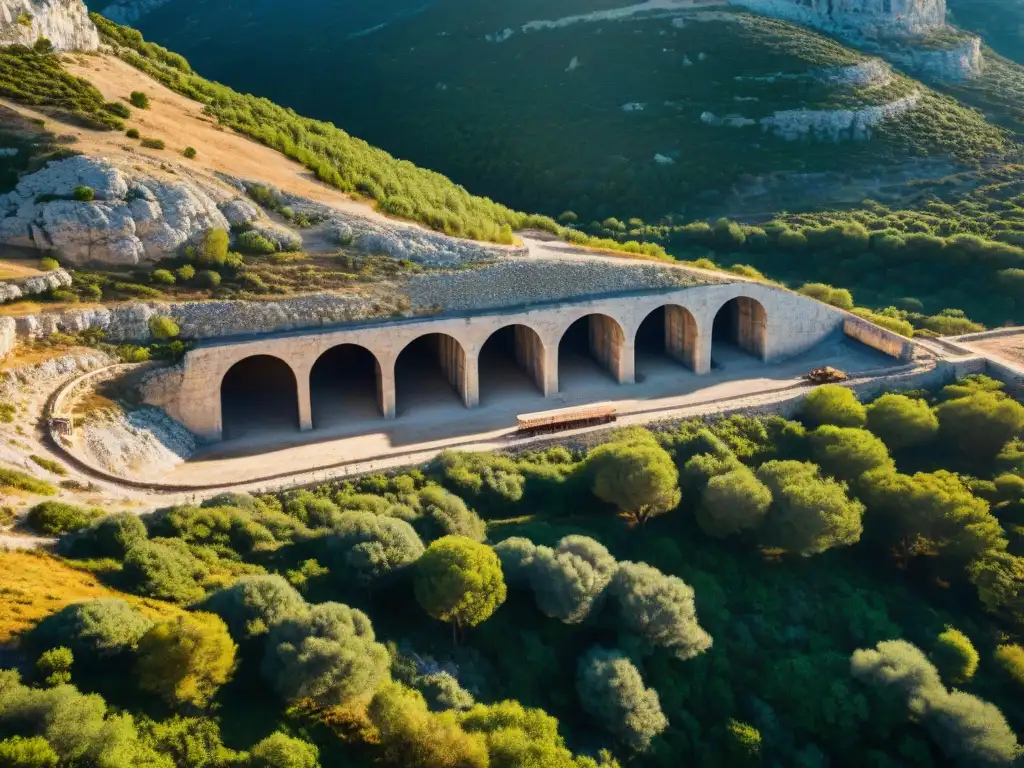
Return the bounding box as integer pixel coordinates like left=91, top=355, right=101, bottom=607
left=926, top=690, right=1021, bottom=767
left=122, top=539, right=209, bottom=603
left=200, top=574, right=307, bottom=640
left=248, top=733, right=320, bottom=768
left=725, top=719, right=761, bottom=764
left=493, top=537, right=537, bottom=586
left=587, top=435, right=680, bottom=526
left=136, top=612, right=237, bottom=708
left=31, top=599, right=153, bottom=661
left=969, top=551, right=1024, bottom=625
left=865, top=394, right=938, bottom=450
left=527, top=535, right=617, bottom=624
left=417, top=486, right=486, bottom=543
left=576, top=647, right=667, bottom=752
left=933, top=627, right=979, bottom=684
left=756, top=460, right=864, bottom=556
left=418, top=672, right=474, bottom=712
left=72, top=511, right=147, bottom=558
left=36, top=647, right=72, bottom=687
left=936, top=391, right=1024, bottom=459
left=0, top=735, right=59, bottom=767
left=939, top=374, right=1005, bottom=402
left=609, top=561, right=712, bottom=660
left=460, top=699, right=597, bottom=767
left=850, top=639, right=946, bottom=704
left=800, top=385, right=866, bottom=428
left=26, top=502, right=101, bottom=536
left=196, top=229, right=229, bottom=266
left=994, top=644, right=1024, bottom=687
left=414, top=536, right=506, bottom=640
left=262, top=602, right=388, bottom=707
left=329, top=511, right=424, bottom=586
left=140, top=715, right=242, bottom=767
left=696, top=467, right=772, bottom=538
left=809, top=426, right=894, bottom=482
left=860, top=469, right=1005, bottom=566
left=367, top=682, right=488, bottom=768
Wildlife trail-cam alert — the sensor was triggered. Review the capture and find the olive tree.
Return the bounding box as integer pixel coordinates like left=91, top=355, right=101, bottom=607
left=609, top=561, right=712, bottom=660
left=865, top=393, right=938, bottom=450
left=329, top=511, right=425, bottom=586
left=937, top=391, right=1024, bottom=459
left=262, top=602, right=389, bottom=707
left=493, top=537, right=537, bottom=586
left=696, top=467, right=772, bottom=539
left=414, top=536, right=506, bottom=641
left=587, top=436, right=681, bottom=527
left=528, top=535, right=617, bottom=624
left=31, top=599, right=153, bottom=661
left=136, top=612, right=237, bottom=708
left=122, top=539, right=209, bottom=603
left=800, top=385, right=866, bottom=428
left=576, top=647, right=667, bottom=752
left=416, top=486, right=486, bottom=543
left=808, top=426, right=894, bottom=482
left=755, top=460, right=864, bottom=556
left=200, top=574, right=307, bottom=640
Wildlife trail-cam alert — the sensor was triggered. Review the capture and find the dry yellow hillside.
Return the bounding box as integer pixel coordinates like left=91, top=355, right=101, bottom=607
left=0, top=550, right=182, bottom=643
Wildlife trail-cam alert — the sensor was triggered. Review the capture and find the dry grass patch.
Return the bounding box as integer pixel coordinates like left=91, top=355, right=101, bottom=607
left=0, top=550, right=183, bottom=643
left=0, top=259, right=45, bottom=280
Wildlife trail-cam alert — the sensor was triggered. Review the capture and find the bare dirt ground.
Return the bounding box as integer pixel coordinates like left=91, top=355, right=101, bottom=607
left=961, top=334, right=1024, bottom=367
left=0, top=259, right=44, bottom=279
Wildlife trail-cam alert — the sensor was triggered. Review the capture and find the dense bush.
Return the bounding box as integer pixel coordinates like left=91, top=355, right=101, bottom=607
left=587, top=431, right=680, bottom=527
left=800, top=385, right=866, bottom=429
left=148, top=315, right=179, bottom=339
left=414, top=536, right=506, bottom=636
left=30, top=599, right=153, bottom=661
left=70, top=512, right=147, bottom=559
left=200, top=574, right=307, bottom=640
left=129, top=90, right=149, bottom=108
left=865, top=393, right=939, bottom=450
left=576, top=647, right=667, bottom=752
left=122, top=539, right=209, bottom=603
left=933, top=626, right=979, bottom=684
left=72, top=185, right=94, bottom=202
left=328, top=511, right=425, bottom=586
left=26, top=502, right=101, bottom=536
left=524, top=535, right=617, bottom=624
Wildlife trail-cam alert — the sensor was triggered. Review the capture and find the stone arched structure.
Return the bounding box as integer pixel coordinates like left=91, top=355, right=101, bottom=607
left=170, top=281, right=848, bottom=441
left=557, top=313, right=632, bottom=391
left=219, top=354, right=301, bottom=439
left=394, top=332, right=472, bottom=415
left=634, top=304, right=701, bottom=372
left=711, top=296, right=768, bottom=361
left=309, top=343, right=384, bottom=428
left=477, top=324, right=551, bottom=403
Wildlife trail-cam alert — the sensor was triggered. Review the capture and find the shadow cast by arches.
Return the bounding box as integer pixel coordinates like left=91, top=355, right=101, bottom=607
left=557, top=313, right=627, bottom=391
left=711, top=296, right=767, bottom=369
left=310, top=344, right=383, bottom=429
left=220, top=355, right=299, bottom=441
left=478, top=324, right=548, bottom=407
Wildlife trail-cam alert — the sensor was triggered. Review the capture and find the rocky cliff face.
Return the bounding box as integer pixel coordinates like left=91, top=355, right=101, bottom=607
left=0, top=0, right=98, bottom=50
left=737, top=0, right=946, bottom=37
left=0, top=156, right=284, bottom=265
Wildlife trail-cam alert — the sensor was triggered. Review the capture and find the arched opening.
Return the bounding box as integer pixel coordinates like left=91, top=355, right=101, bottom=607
left=220, top=355, right=299, bottom=440
left=309, top=344, right=382, bottom=429
left=557, top=313, right=627, bottom=391
left=394, top=333, right=468, bottom=416
left=711, top=297, right=767, bottom=368
left=478, top=324, right=547, bottom=406
left=634, top=304, right=699, bottom=380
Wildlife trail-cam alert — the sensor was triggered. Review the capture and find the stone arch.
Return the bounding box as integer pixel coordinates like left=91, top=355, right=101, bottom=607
left=309, top=343, right=384, bottom=428
left=711, top=296, right=767, bottom=365
left=394, top=332, right=472, bottom=415
left=557, top=312, right=631, bottom=390
left=220, top=355, right=300, bottom=440
left=477, top=323, right=549, bottom=405
left=634, top=304, right=700, bottom=375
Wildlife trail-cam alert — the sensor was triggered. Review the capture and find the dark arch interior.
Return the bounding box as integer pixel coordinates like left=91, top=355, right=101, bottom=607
left=220, top=355, right=299, bottom=440
left=394, top=333, right=463, bottom=416
left=310, top=344, right=380, bottom=429
left=557, top=314, right=618, bottom=390
left=712, top=297, right=766, bottom=367
left=478, top=325, right=544, bottom=406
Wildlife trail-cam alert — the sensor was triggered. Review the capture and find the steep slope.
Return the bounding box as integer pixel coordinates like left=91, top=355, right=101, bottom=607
left=121, top=0, right=1009, bottom=223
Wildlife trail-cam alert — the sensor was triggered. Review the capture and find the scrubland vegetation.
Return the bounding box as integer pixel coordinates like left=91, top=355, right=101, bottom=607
left=5, top=375, right=1024, bottom=765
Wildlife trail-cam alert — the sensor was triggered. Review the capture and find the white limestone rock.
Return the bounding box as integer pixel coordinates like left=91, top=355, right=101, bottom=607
left=735, top=0, right=946, bottom=38
left=0, top=317, right=14, bottom=360
left=760, top=92, right=921, bottom=141
left=0, top=0, right=98, bottom=50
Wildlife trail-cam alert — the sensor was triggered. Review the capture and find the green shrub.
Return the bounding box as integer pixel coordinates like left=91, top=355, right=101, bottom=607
left=148, top=315, right=180, bottom=340
left=183, top=146, right=197, bottom=159
left=30, top=599, right=153, bottom=661
left=800, top=385, right=866, bottom=428
left=126, top=127, right=140, bottom=139
left=994, top=644, right=1024, bottom=687
left=236, top=230, right=278, bottom=254
left=0, top=468, right=56, bottom=496
left=175, top=264, right=195, bottom=281
left=934, top=626, right=979, bottom=684
left=150, top=269, right=175, bottom=285
left=0, top=403, right=14, bottom=423
left=129, top=90, right=149, bottom=108
left=39, top=257, right=59, bottom=271
left=0, top=506, right=14, bottom=527
left=36, top=647, right=73, bottom=686
left=26, top=501, right=101, bottom=536
left=196, top=229, right=229, bottom=266
left=104, top=101, right=130, bottom=119
left=141, top=137, right=165, bottom=150
left=72, top=186, right=94, bottom=202
left=197, top=270, right=221, bottom=288
left=28, top=455, right=66, bottom=476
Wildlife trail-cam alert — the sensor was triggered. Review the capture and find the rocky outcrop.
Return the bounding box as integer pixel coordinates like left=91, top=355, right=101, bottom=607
left=0, top=268, right=72, bottom=303
left=737, top=0, right=945, bottom=38
left=762, top=92, right=921, bottom=141
left=78, top=405, right=196, bottom=479
left=13, top=292, right=400, bottom=343
left=0, top=0, right=98, bottom=50
left=0, top=157, right=279, bottom=265
left=886, top=36, right=983, bottom=81
left=0, top=317, right=14, bottom=360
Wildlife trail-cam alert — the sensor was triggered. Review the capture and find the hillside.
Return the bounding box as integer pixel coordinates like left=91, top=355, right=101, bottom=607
left=123, top=0, right=1012, bottom=223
